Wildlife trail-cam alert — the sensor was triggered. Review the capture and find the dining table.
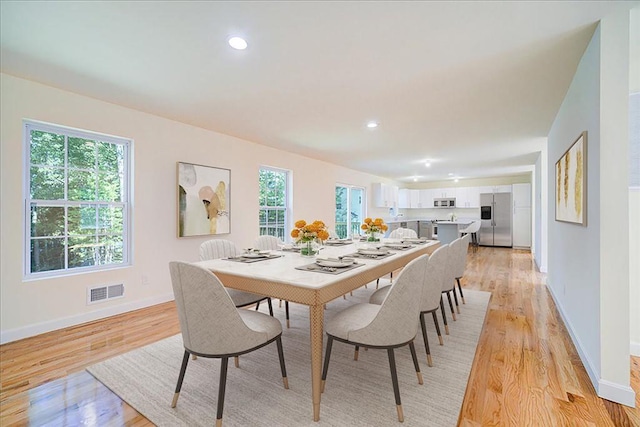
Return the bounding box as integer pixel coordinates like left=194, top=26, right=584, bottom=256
left=194, top=238, right=440, bottom=422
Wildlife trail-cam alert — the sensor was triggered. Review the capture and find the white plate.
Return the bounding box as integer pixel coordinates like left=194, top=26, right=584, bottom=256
left=383, top=244, right=411, bottom=249
left=241, top=252, right=270, bottom=258
left=316, top=259, right=354, bottom=268
left=357, top=249, right=388, bottom=256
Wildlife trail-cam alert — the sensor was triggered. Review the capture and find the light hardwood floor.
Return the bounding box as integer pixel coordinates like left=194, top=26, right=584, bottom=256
left=1, top=247, right=638, bottom=426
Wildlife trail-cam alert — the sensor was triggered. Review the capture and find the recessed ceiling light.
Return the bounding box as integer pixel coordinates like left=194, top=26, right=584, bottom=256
left=454, top=178, right=459, bottom=183
left=448, top=173, right=454, bottom=176
left=424, top=162, right=431, bottom=167
left=228, top=36, right=248, bottom=50
left=413, top=177, right=418, bottom=182
left=366, top=121, right=378, bottom=129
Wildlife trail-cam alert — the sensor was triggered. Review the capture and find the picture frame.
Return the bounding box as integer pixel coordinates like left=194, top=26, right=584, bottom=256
left=177, top=162, right=230, bottom=237
left=555, top=131, right=587, bottom=226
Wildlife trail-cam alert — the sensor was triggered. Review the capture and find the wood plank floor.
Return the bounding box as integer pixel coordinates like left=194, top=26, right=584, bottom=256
left=1, top=247, right=638, bottom=426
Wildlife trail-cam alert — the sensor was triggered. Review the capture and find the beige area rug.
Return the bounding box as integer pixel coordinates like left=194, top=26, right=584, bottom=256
left=87, top=285, right=491, bottom=426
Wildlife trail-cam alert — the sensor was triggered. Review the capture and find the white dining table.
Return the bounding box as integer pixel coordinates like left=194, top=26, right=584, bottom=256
left=194, top=239, right=440, bottom=422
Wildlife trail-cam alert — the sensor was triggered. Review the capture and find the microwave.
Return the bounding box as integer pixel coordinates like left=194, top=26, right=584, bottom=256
left=433, top=198, right=456, bottom=208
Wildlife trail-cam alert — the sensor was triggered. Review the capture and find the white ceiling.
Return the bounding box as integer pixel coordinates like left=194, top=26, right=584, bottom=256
left=1, top=1, right=637, bottom=183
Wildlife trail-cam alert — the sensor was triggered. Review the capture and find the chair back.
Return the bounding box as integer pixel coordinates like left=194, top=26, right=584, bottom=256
left=200, top=239, right=238, bottom=261
left=169, top=261, right=269, bottom=354
left=389, top=228, right=418, bottom=239
left=254, top=235, right=282, bottom=250
left=349, top=254, right=429, bottom=346
left=442, top=238, right=459, bottom=292
left=453, top=234, right=471, bottom=278
left=421, top=244, right=449, bottom=312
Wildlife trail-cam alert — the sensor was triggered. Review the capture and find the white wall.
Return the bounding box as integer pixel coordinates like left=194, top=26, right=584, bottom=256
left=0, top=73, right=398, bottom=343
left=547, top=9, right=635, bottom=407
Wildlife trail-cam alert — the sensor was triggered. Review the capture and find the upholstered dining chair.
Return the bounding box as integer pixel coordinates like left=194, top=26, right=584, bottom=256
left=439, top=237, right=461, bottom=332
left=452, top=233, right=471, bottom=304
left=168, top=261, right=289, bottom=427
left=388, top=227, right=418, bottom=239
left=375, top=228, right=418, bottom=289
left=321, top=254, right=429, bottom=423
left=200, top=239, right=273, bottom=317
left=253, top=235, right=293, bottom=328
left=369, top=244, right=448, bottom=367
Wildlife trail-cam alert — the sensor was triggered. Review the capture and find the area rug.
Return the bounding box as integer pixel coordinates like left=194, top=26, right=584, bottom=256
left=87, top=286, right=491, bottom=426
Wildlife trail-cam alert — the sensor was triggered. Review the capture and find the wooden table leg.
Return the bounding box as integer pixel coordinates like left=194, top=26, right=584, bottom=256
left=309, top=304, right=324, bottom=421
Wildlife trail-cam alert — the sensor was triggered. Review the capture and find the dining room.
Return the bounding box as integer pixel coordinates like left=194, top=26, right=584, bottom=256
left=1, top=2, right=638, bottom=426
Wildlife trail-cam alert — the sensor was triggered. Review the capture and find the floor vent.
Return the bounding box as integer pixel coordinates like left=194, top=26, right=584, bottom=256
left=88, top=284, right=125, bottom=305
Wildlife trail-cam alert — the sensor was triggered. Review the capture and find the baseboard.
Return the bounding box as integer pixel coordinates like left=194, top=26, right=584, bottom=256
left=599, top=380, right=637, bottom=407
left=547, top=283, right=636, bottom=407
left=631, top=341, right=640, bottom=357
left=0, top=293, right=175, bottom=345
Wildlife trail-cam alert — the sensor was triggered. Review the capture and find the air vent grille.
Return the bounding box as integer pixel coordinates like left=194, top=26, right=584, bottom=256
left=87, top=284, right=125, bottom=304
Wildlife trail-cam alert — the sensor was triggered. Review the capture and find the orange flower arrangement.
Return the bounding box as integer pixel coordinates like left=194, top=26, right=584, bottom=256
left=361, top=217, right=388, bottom=240
left=291, top=219, right=330, bottom=243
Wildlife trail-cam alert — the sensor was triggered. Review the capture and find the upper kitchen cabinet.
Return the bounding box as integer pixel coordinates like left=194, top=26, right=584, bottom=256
left=372, top=183, right=399, bottom=208
left=478, top=185, right=512, bottom=194
left=433, top=188, right=457, bottom=198
left=456, top=187, right=481, bottom=208
left=398, top=188, right=411, bottom=209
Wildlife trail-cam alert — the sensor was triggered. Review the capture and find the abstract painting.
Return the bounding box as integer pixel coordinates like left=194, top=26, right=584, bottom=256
left=177, top=162, right=230, bottom=237
left=555, top=132, right=587, bottom=225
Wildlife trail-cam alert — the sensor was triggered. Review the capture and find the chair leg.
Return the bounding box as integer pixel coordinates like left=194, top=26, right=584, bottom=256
left=457, top=278, right=466, bottom=304
left=376, top=278, right=380, bottom=289
left=234, top=356, right=239, bottom=368
left=216, top=357, right=229, bottom=427
left=409, top=341, right=423, bottom=385
left=440, top=296, right=449, bottom=335
left=452, top=287, right=461, bottom=314
left=255, top=301, right=260, bottom=311
left=321, top=336, right=334, bottom=393
left=279, top=299, right=282, bottom=308
left=267, top=298, right=274, bottom=316
left=354, top=345, right=359, bottom=361
left=432, top=311, right=443, bottom=345
left=387, top=348, right=403, bottom=422
left=390, top=271, right=393, bottom=284
left=446, top=291, right=457, bottom=321
left=419, top=312, right=432, bottom=367
left=171, top=350, right=190, bottom=408
left=285, top=301, right=290, bottom=329
left=275, top=336, right=289, bottom=389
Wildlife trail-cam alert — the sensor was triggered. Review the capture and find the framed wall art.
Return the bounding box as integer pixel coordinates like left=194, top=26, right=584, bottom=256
left=555, top=131, right=587, bottom=226
left=177, top=162, right=230, bottom=237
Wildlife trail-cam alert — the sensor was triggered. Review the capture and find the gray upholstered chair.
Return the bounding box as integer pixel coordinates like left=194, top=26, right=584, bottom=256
left=440, top=237, right=461, bottom=331
left=253, top=235, right=293, bottom=328
left=200, top=239, right=273, bottom=316
left=168, top=261, right=288, bottom=427
left=388, top=227, right=418, bottom=239
left=452, top=233, right=471, bottom=304
left=321, top=254, right=429, bottom=423
left=459, top=220, right=480, bottom=252
left=375, top=228, right=418, bottom=289
left=370, top=245, right=448, bottom=367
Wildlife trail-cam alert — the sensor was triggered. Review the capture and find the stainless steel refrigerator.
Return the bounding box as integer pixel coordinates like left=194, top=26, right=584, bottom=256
left=479, top=193, right=512, bottom=247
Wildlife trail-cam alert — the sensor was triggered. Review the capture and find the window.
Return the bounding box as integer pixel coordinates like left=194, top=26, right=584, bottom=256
left=335, top=184, right=365, bottom=238
left=259, top=167, right=290, bottom=241
left=24, top=121, right=131, bottom=279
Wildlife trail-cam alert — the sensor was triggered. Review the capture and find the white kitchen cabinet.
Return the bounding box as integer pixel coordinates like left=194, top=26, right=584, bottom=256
left=512, top=183, right=531, bottom=248
left=372, top=183, right=398, bottom=208
left=455, top=187, right=481, bottom=208
left=398, top=189, right=411, bottom=209
left=433, top=188, right=456, bottom=198
left=410, top=190, right=421, bottom=208
left=495, top=184, right=512, bottom=193
left=419, top=189, right=434, bottom=208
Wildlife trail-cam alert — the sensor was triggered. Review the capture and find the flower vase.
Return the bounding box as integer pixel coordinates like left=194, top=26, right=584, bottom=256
left=300, top=240, right=319, bottom=257
left=367, top=233, right=380, bottom=242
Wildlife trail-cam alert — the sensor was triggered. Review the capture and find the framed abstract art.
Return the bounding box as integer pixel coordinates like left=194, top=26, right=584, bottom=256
left=177, top=162, right=230, bottom=237
left=555, top=131, right=587, bottom=226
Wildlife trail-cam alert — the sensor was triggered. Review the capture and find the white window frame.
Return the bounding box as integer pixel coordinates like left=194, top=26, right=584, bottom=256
left=258, top=166, right=292, bottom=242
left=23, top=120, right=133, bottom=280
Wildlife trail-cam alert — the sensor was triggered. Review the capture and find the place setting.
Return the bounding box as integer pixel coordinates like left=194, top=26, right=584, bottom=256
left=323, top=238, right=354, bottom=246
left=295, top=256, right=364, bottom=274
left=225, top=249, right=284, bottom=263
left=344, top=247, right=394, bottom=260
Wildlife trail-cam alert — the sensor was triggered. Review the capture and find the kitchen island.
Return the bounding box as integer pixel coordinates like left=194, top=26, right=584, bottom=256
left=435, top=220, right=471, bottom=244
